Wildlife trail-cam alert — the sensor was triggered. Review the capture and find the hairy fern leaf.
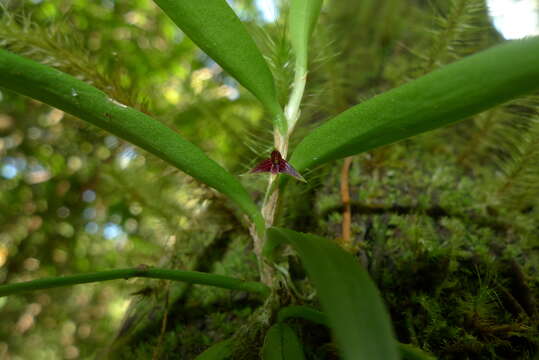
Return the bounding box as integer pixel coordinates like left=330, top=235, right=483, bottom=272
left=488, top=97, right=539, bottom=209
left=0, top=8, right=142, bottom=109
left=423, top=0, right=493, bottom=73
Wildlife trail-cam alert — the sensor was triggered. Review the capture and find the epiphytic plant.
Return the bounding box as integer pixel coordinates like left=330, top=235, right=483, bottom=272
left=1, top=0, right=539, bottom=359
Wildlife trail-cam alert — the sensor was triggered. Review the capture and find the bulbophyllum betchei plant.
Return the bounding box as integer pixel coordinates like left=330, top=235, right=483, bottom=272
left=1, top=1, right=539, bottom=359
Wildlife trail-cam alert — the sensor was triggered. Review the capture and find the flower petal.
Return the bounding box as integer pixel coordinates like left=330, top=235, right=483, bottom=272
left=280, top=159, right=307, bottom=182
left=250, top=158, right=273, bottom=173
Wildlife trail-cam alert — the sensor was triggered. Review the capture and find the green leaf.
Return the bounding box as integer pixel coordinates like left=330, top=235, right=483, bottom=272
left=398, top=343, right=437, bottom=360
left=0, top=49, right=264, bottom=232
left=266, top=227, right=398, bottom=360
left=277, top=306, right=436, bottom=360
left=289, top=0, right=323, bottom=70
left=152, top=0, right=286, bottom=134
left=277, top=305, right=328, bottom=326
left=262, top=323, right=305, bottom=360
left=0, top=267, right=270, bottom=298
left=290, top=37, right=539, bottom=171
left=195, top=339, right=234, bottom=360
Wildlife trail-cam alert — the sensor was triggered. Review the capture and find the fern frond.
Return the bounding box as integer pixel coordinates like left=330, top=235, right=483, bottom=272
left=454, top=107, right=504, bottom=166
left=240, top=11, right=296, bottom=168
left=487, top=97, right=539, bottom=209
left=246, top=13, right=294, bottom=108
left=0, top=8, right=142, bottom=109
left=396, top=0, right=502, bottom=158
left=423, top=0, right=493, bottom=73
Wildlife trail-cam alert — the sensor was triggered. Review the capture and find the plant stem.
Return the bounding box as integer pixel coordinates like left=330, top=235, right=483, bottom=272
left=340, top=157, right=353, bottom=246
left=262, top=64, right=308, bottom=228
left=254, top=63, right=309, bottom=286
left=285, top=65, right=308, bottom=136
left=0, top=267, right=270, bottom=298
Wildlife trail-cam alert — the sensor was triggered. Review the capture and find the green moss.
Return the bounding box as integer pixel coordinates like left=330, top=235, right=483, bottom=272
left=312, top=135, right=539, bottom=359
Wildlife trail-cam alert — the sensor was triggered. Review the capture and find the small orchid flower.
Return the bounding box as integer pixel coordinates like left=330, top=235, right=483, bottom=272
left=250, top=150, right=306, bottom=182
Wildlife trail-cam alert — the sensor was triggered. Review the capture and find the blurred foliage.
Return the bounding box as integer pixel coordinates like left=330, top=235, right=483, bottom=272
left=0, top=0, right=265, bottom=358
left=0, top=0, right=538, bottom=359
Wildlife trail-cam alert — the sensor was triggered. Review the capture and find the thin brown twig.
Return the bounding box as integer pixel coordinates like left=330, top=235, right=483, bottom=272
left=152, top=283, right=170, bottom=360
left=340, top=157, right=353, bottom=246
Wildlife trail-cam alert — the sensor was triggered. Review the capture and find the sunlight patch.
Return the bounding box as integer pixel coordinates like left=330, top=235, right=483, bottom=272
left=488, top=0, right=539, bottom=39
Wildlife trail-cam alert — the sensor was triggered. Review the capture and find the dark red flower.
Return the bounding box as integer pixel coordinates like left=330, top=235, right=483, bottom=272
left=250, top=150, right=306, bottom=182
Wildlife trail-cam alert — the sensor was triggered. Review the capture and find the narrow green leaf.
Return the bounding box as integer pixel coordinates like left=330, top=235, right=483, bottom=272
left=0, top=50, right=264, bottom=232
left=398, top=343, right=437, bottom=360
left=262, top=323, right=305, bottom=360
left=195, top=339, right=234, bottom=360
left=266, top=227, right=398, bottom=360
left=277, top=306, right=437, bottom=360
left=277, top=305, right=328, bottom=326
left=290, top=37, right=539, bottom=171
left=289, top=0, right=323, bottom=70
left=152, top=0, right=285, bottom=134
left=0, top=267, right=270, bottom=298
